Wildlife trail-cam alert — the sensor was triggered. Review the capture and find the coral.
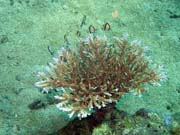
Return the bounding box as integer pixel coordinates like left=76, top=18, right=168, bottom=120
left=35, top=33, right=167, bottom=119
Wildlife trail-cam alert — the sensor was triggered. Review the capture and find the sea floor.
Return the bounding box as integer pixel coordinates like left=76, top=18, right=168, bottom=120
left=0, top=0, right=180, bottom=135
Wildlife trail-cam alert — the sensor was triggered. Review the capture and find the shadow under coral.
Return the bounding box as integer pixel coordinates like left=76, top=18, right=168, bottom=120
left=58, top=103, right=116, bottom=135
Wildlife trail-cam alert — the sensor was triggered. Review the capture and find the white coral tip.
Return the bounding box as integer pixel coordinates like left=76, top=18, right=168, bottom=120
left=68, top=111, right=75, bottom=118
left=53, top=57, right=59, bottom=64
left=45, top=66, right=51, bottom=72
left=37, top=72, right=45, bottom=77
left=123, top=33, right=129, bottom=40
left=41, top=88, right=49, bottom=93
left=34, top=82, right=40, bottom=87
left=49, top=62, right=55, bottom=68
left=54, top=96, right=65, bottom=100
left=56, top=103, right=72, bottom=112
left=131, top=39, right=141, bottom=46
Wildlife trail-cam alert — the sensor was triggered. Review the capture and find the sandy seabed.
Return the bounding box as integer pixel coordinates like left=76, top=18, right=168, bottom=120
left=0, top=0, right=180, bottom=134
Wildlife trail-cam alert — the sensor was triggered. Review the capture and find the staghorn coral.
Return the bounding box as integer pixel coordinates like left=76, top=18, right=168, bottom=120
left=35, top=33, right=167, bottom=119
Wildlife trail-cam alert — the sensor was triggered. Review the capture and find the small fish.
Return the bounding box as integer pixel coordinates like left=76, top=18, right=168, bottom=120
left=89, top=25, right=95, bottom=33
left=80, top=15, right=86, bottom=27
left=104, top=23, right=110, bottom=31
left=47, top=45, right=54, bottom=56
left=76, top=30, right=81, bottom=37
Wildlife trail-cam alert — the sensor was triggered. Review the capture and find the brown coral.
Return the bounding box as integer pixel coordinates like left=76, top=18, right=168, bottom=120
left=35, top=33, right=166, bottom=119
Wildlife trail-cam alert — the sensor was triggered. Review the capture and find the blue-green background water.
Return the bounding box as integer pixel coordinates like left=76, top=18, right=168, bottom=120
left=0, top=0, right=180, bottom=134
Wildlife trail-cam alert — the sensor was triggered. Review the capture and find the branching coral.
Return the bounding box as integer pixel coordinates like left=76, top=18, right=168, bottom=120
left=35, top=33, right=167, bottom=119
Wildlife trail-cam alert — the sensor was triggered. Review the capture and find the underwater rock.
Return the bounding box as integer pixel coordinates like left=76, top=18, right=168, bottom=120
left=0, top=35, right=8, bottom=44
left=134, top=108, right=149, bottom=118
left=92, top=123, right=114, bottom=135
left=28, top=99, right=46, bottom=110
left=91, top=109, right=171, bottom=135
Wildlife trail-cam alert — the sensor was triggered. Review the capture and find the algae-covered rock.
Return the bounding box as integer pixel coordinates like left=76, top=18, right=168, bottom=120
left=92, top=123, right=115, bottom=135
left=92, top=108, right=173, bottom=135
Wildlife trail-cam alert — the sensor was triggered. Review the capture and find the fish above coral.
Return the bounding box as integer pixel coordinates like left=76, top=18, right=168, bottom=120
left=35, top=33, right=167, bottom=119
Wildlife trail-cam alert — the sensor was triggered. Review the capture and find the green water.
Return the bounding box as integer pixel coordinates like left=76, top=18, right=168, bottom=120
left=0, top=0, right=180, bottom=134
